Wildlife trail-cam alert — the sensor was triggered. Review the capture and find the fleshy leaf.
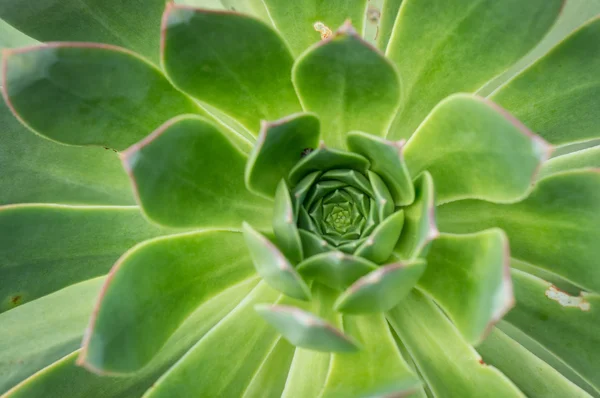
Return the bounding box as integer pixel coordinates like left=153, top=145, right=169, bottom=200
left=394, top=172, right=438, bottom=259
left=355, top=210, right=405, bottom=263
left=122, top=115, right=272, bottom=229
left=273, top=180, right=304, bottom=264
left=296, top=251, right=377, bottom=291
left=387, top=291, right=524, bottom=397
left=0, top=0, right=165, bottom=62
left=347, top=131, right=414, bottom=206
left=79, top=231, right=258, bottom=374
left=491, top=18, right=600, bottom=146
left=161, top=5, right=301, bottom=133
left=245, top=113, right=320, bottom=198
left=367, top=171, right=394, bottom=222
left=261, top=0, right=368, bottom=56
left=437, top=169, right=600, bottom=293
left=243, top=223, right=311, bottom=301
left=386, top=0, right=563, bottom=140
left=320, top=313, right=421, bottom=397
left=255, top=304, right=359, bottom=352
left=403, top=94, right=550, bottom=204
left=538, top=146, right=600, bottom=180
left=335, top=259, right=426, bottom=313
left=298, top=229, right=334, bottom=257
left=377, top=0, right=403, bottom=52
left=2, top=43, right=201, bottom=150
left=503, top=269, right=600, bottom=392
left=292, top=22, right=401, bottom=149
left=0, top=18, right=37, bottom=64
left=418, top=229, right=514, bottom=345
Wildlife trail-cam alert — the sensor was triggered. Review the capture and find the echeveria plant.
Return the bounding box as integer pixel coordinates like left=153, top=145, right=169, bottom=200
left=1, top=0, right=600, bottom=397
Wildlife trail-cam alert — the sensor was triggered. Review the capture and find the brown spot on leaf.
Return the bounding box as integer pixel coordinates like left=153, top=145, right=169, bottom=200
left=10, top=295, right=22, bottom=306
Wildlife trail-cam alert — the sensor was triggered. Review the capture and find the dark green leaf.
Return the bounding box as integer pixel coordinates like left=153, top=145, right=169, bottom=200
left=273, top=180, right=304, bottom=264
left=296, top=251, right=377, bottom=290
left=355, top=210, right=404, bottom=263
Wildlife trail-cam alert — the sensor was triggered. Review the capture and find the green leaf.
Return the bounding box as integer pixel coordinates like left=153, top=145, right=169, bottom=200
left=0, top=18, right=37, bottom=64
left=261, top=0, right=368, bottom=56
left=144, top=283, right=285, bottom=398
left=255, top=304, right=359, bottom=353
left=539, top=146, right=600, bottom=180
left=122, top=115, right=272, bottom=229
left=387, top=290, right=524, bottom=397
left=503, top=269, right=600, bottom=392
left=355, top=210, right=404, bottom=263
left=296, top=251, right=377, bottom=290
left=347, top=132, right=414, bottom=206
left=161, top=5, right=301, bottom=133
left=245, top=113, right=320, bottom=198
left=79, top=230, right=258, bottom=374
left=368, top=171, right=394, bottom=222
left=177, top=0, right=275, bottom=26
left=377, top=0, right=403, bottom=52
left=298, top=229, right=334, bottom=257
left=477, top=328, right=592, bottom=398
left=335, top=259, right=426, bottom=313
left=404, top=94, right=550, bottom=204
left=490, top=18, right=600, bottom=146
left=385, top=0, right=563, bottom=140
left=437, top=169, right=600, bottom=293
left=418, top=230, right=513, bottom=344
left=321, top=169, right=373, bottom=196
left=243, top=223, right=311, bottom=301
left=289, top=143, right=369, bottom=185
left=273, top=180, right=304, bottom=264
left=2, top=43, right=201, bottom=151
left=0, top=204, right=170, bottom=312
left=394, top=172, right=438, bottom=259
left=293, top=22, right=401, bottom=149
left=0, top=277, right=105, bottom=394
left=0, top=101, right=134, bottom=206
left=320, top=313, right=421, bottom=397
left=0, top=0, right=165, bottom=62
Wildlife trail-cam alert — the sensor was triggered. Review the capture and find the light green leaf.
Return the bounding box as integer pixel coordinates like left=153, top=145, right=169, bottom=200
left=2, top=43, right=201, bottom=150
left=394, top=172, right=438, bottom=259
left=273, top=180, right=304, bottom=264
left=320, top=313, right=421, bottom=397
left=355, top=210, right=404, bottom=263
left=79, top=230, right=258, bottom=374
left=335, top=259, right=425, bottom=313
left=243, top=223, right=311, bottom=301
left=0, top=0, right=165, bottom=62
left=0, top=204, right=170, bottom=312
left=376, top=0, right=403, bottom=52
left=387, top=290, right=524, bottom=397
left=122, top=115, right=272, bottom=229
left=0, top=101, right=134, bottom=206
left=404, top=94, right=550, bottom=204
left=539, top=146, right=600, bottom=180
left=246, top=113, right=320, bottom=198
left=0, top=277, right=105, bottom=395
left=491, top=18, right=600, bottom=146
left=477, top=328, right=592, bottom=398
left=262, top=0, right=368, bottom=56
left=161, top=5, right=301, bottom=133
left=0, top=18, right=37, bottom=64
left=293, top=22, right=401, bottom=149
left=437, top=169, right=600, bottom=293
left=297, top=251, right=377, bottom=291
left=386, top=0, right=563, bottom=140
left=281, top=349, right=330, bottom=398
left=347, top=132, right=414, bottom=206
left=503, top=269, right=600, bottom=393
left=418, top=230, right=513, bottom=344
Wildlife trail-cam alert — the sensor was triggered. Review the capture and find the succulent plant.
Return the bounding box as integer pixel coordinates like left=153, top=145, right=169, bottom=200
left=1, top=0, right=600, bottom=397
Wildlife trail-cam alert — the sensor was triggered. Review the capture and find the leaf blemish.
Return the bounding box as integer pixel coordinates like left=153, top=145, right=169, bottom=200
left=313, top=22, right=332, bottom=40
left=545, top=285, right=590, bottom=311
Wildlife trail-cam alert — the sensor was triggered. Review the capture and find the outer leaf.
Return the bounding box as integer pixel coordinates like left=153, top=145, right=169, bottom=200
left=355, top=210, right=404, bottom=263
left=335, top=260, right=426, bottom=313
left=293, top=22, right=401, bottom=149
left=0, top=204, right=170, bottom=312
left=296, top=252, right=377, bottom=290
left=387, top=290, right=524, bottom=397
left=122, top=115, right=272, bottom=229
left=0, top=101, right=134, bottom=206
left=161, top=5, right=301, bottom=133
left=320, top=313, right=421, bottom=397
left=376, top=0, right=403, bottom=52
left=491, top=18, right=600, bottom=146
left=0, top=18, right=37, bottom=64
left=177, top=0, right=274, bottom=25
left=347, top=132, right=414, bottom=206
left=385, top=0, right=563, bottom=140
left=437, top=169, right=600, bottom=293
left=246, top=113, right=320, bottom=198
left=243, top=223, right=311, bottom=301
left=418, top=230, right=513, bottom=344
left=79, top=231, right=258, bottom=374
left=0, top=0, right=165, bottom=62
left=503, top=269, right=600, bottom=392
left=273, top=180, right=304, bottom=264
left=539, top=146, right=600, bottom=180
left=2, top=43, right=200, bottom=150
left=404, top=94, right=550, bottom=204
left=477, top=328, right=592, bottom=398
